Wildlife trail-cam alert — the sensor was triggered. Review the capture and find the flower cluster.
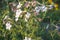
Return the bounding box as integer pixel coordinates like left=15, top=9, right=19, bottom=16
left=1, top=0, right=59, bottom=40
left=3, top=0, right=58, bottom=31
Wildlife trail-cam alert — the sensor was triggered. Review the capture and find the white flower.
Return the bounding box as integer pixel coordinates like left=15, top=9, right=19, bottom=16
left=15, top=9, right=22, bottom=17
left=24, top=12, right=31, bottom=22
left=25, top=12, right=31, bottom=19
left=41, top=5, right=47, bottom=12
left=17, top=2, right=22, bottom=8
left=24, top=37, right=28, bottom=40
left=35, top=6, right=41, bottom=13
left=24, top=37, right=31, bottom=40
left=42, top=7, right=47, bottom=12
left=6, top=22, right=12, bottom=30
left=48, top=5, right=53, bottom=9
left=15, top=17, right=18, bottom=22
left=15, top=9, right=22, bottom=21
left=28, top=37, right=31, bottom=40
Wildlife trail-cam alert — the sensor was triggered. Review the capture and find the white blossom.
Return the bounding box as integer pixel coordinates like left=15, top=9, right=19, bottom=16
left=35, top=6, right=41, bottom=13
left=25, top=12, right=31, bottom=19
left=41, top=5, right=47, bottom=12
left=28, top=37, right=31, bottom=40
left=15, top=17, right=18, bottom=22
left=17, top=2, right=22, bottom=8
left=48, top=5, right=53, bottom=9
left=42, top=7, right=47, bottom=12
left=6, top=21, right=12, bottom=30
left=15, top=9, right=22, bottom=17
left=25, top=12, right=31, bottom=22
left=15, top=9, right=22, bottom=21
left=24, top=37, right=31, bottom=40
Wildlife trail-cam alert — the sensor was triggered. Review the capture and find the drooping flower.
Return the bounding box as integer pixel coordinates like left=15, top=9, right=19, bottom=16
left=6, top=21, right=12, bottom=30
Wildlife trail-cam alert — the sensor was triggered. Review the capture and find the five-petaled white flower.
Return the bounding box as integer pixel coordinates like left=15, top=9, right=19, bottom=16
left=6, top=21, right=12, bottom=30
